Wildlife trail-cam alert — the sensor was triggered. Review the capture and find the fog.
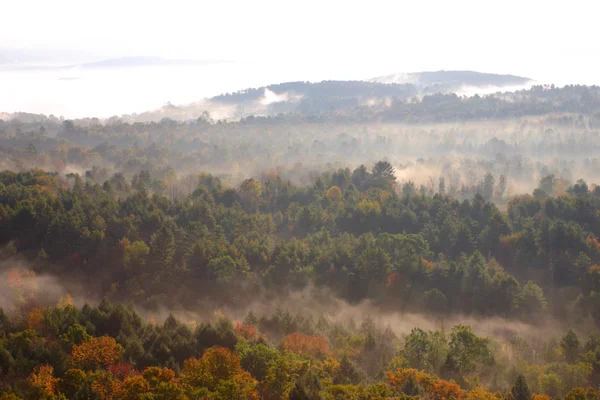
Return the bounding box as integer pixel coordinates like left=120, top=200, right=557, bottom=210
left=3, top=110, right=600, bottom=203
left=0, top=253, right=579, bottom=345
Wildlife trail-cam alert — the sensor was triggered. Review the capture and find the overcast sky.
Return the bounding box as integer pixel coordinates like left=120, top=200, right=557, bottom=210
left=2, top=0, right=599, bottom=83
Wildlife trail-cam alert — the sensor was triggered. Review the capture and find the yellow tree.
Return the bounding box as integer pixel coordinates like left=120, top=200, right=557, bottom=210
left=239, top=178, right=263, bottom=212
left=182, top=347, right=258, bottom=399
left=325, top=186, right=342, bottom=201
left=71, top=335, right=124, bottom=370
left=0, top=394, right=23, bottom=400
left=142, top=366, right=185, bottom=399
left=90, top=370, right=122, bottom=400
left=531, top=394, right=553, bottom=400
left=115, top=375, right=151, bottom=400
left=26, top=307, right=47, bottom=331
left=467, top=386, right=502, bottom=400
left=28, top=365, right=59, bottom=396
left=260, top=352, right=304, bottom=400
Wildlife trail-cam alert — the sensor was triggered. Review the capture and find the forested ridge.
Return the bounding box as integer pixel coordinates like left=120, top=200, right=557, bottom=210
left=1, top=84, right=600, bottom=399
left=1, top=162, right=600, bottom=398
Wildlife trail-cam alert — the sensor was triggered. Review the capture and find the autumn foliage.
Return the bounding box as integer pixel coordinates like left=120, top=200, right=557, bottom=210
left=325, top=185, right=342, bottom=201
left=182, top=347, right=258, bottom=399
left=466, top=386, right=503, bottom=400
left=531, top=394, right=553, bottom=400
left=282, top=332, right=330, bottom=358
left=387, top=368, right=465, bottom=399
left=26, top=307, right=47, bottom=331
left=71, top=335, right=124, bottom=370
left=235, top=321, right=259, bottom=340
left=27, top=365, right=59, bottom=395
left=386, top=272, right=401, bottom=288
left=107, top=362, right=137, bottom=381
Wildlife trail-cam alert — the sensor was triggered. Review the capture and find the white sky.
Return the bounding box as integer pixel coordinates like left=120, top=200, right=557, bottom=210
left=1, top=0, right=599, bottom=86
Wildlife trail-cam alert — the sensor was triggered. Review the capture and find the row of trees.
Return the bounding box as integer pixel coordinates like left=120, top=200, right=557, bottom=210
left=0, top=296, right=599, bottom=399
left=1, top=164, right=600, bottom=324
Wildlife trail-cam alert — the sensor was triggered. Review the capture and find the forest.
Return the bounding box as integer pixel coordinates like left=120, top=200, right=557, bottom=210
left=1, top=83, right=600, bottom=398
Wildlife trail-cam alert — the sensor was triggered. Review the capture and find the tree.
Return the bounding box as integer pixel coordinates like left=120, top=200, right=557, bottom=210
left=539, top=175, right=556, bottom=196
left=260, top=352, right=302, bottom=400
left=149, top=226, right=175, bottom=274
left=240, top=178, right=263, bottom=211
left=445, top=325, right=492, bottom=379
left=282, top=333, right=330, bottom=358
left=116, top=375, right=151, bottom=399
left=371, top=161, right=396, bottom=188
left=590, top=348, right=600, bottom=388
left=520, top=281, right=547, bottom=316
left=237, top=342, right=278, bottom=381
left=568, top=179, right=589, bottom=196
left=142, top=366, right=185, bottom=399
left=480, top=172, right=495, bottom=201
left=357, top=246, right=392, bottom=282
left=352, top=165, right=370, bottom=189
left=71, top=336, right=124, bottom=370
left=560, top=329, right=580, bottom=363
left=496, top=175, right=507, bottom=200
left=333, top=355, right=365, bottom=385
left=325, top=186, right=342, bottom=201
left=122, top=240, right=150, bottom=276
left=403, top=181, right=417, bottom=197
left=27, top=365, right=59, bottom=397
left=207, top=256, right=239, bottom=283
left=511, top=375, right=531, bottom=400
left=60, top=324, right=91, bottom=347
left=537, top=373, right=563, bottom=398
left=403, top=328, right=429, bottom=370
left=182, top=347, right=257, bottom=399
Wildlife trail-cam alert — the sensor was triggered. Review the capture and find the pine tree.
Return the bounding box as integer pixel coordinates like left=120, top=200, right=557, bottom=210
left=511, top=375, right=530, bottom=400
left=560, top=329, right=581, bottom=363
left=150, top=226, right=175, bottom=274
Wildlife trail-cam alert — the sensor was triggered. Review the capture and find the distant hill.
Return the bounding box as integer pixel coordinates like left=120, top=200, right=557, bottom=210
left=207, top=80, right=418, bottom=117
left=128, top=80, right=417, bottom=122
left=134, top=74, right=540, bottom=122
left=208, top=73, right=533, bottom=118
left=369, top=70, right=532, bottom=93
left=212, top=80, right=417, bottom=103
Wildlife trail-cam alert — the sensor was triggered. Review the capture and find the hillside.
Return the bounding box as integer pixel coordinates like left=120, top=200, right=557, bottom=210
left=137, top=72, right=533, bottom=121
left=370, top=70, right=532, bottom=93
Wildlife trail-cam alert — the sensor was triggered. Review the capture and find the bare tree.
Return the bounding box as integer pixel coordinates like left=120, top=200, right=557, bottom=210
left=466, top=169, right=479, bottom=190
left=427, top=176, right=436, bottom=195
left=496, top=175, right=507, bottom=200
left=449, top=171, right=461, bottom=196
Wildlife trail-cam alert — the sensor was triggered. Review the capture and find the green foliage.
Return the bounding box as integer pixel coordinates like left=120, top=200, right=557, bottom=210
left=59, top=324, right=91, bottom=347
left=236, top=341, right=279, bottom=381
left=2, top=143, right=600, bottom=398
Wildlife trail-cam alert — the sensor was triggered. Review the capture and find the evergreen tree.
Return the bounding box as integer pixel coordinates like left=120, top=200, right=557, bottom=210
left=511, top=375, right=531, bottom=400
left=560, top=329, right=580, bottom=363
left=150, top=226, right=176, bottom=274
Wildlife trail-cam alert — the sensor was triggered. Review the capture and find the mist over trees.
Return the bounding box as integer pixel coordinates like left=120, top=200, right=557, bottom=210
left=1, top=83, right=600, bottom=398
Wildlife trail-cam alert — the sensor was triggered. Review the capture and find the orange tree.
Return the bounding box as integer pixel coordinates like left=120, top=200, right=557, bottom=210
left=282, top=332, right=330, bottom=359
left=71, top=335, right=124, bottom=370
left=387, top=367, right=465, bottom=399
